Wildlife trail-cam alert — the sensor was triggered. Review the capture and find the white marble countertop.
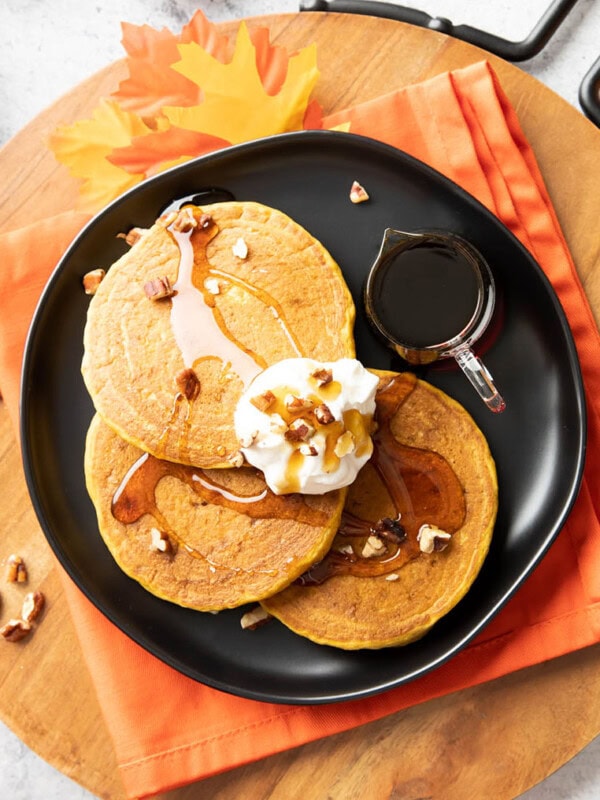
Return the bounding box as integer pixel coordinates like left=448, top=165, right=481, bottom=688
left=1, top=1, right=599, bottom=798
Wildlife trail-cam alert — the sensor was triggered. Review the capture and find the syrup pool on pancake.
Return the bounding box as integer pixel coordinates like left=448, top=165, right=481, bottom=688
left=234, top=358, right=379, bottom=495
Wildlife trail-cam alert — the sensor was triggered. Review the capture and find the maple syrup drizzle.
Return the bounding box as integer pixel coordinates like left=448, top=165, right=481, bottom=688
left=168, top=212, right=307, bottom=383
left=156, top=364, right=237, bottom=461
left=209, top=267, right=304, bottom=357
left=111, top=450, right=331, bottom=575
left=111, top=376, right=465, bottom=583
left=309, top=377, right=342, bottom=401
left=155, top=392, right=192, bottom=461
left=163, top=210, right=309, bottom=461
left=297, top=374, right=467, bottom=585
left=169, top=221, right=265, bottom=384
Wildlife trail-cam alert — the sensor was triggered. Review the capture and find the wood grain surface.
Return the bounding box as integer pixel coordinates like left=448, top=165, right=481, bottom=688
left=1, top=12, right=599, bottom=800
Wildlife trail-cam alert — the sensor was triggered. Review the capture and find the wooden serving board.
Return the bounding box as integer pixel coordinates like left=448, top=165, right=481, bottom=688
left=1, top=13, right=600, bottom=800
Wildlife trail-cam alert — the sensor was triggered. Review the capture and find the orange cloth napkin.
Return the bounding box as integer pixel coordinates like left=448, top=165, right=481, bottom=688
left=2, top=61, right=600, bottom=799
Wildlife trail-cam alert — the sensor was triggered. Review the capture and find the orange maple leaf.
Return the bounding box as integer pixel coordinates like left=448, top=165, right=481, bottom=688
left=303, top=99, right=325, bottom=131
left=108, top=127, right=230, bottom=175
left=113, top=10, right=230, bottom=117
left=249, top=26, right=292, bottom=96
left=163, top=22, right=320, bottom=144
left=49, top=99, right=150, bottom=211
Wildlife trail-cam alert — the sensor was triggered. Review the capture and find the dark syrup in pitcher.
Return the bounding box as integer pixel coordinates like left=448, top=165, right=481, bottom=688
left=370, top=242, right=481, bottom=348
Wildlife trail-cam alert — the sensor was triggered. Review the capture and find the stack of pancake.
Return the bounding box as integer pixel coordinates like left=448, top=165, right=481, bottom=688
left=82, top=201, right=497, bottom=649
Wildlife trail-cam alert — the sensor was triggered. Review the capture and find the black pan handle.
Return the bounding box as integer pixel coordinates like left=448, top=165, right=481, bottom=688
left=579, top=55, right=600, bottom=127
left=299, top=0, right=579, bottom=62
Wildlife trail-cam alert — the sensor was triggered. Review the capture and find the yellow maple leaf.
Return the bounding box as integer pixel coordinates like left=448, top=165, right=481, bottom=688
left=162, top=22, right=319, bottom=144
left=49, top=99, right=151, bottom=211
left=329, top=121, right=352, bottom=133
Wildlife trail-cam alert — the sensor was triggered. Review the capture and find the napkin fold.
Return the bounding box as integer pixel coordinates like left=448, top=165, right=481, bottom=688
left=2, top=60, right=600, bottom=799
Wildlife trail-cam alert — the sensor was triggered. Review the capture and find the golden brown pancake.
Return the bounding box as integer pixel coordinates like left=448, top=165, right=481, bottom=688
left=84, top=414, right=345, bottom=611
left=82, top=201, right=355, bottom=468
left=261, top=372, right=498, bottom=649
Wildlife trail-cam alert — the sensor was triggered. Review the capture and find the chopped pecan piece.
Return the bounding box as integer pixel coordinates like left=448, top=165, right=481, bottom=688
left=250, top=390, right=276, bottom=413
left=232, top=237, right=249, bottom=259
left=349, top=180, right=370, bottom=204
left=314, top=403, right=335, bottom=425
left=239, top=430, right=259, bottom=448
left=6, top=554, right=27, bottom=583
left=373, top=516, right=406, bottom=544
left=199, top=213, right=213, bottom=229
left=144, top=275, right=175, bottom=301
left=228, top=450, right=245, bottom=468
left=240, top=606, right=271, bottom=630
left=0, top=619, right=32, bottom=642
left=361, top=535, right=386, bottom=558
left=311, top=367, right=333, bottom=386
left=299, top=443, right=318, bottom=456
left=175, top=368, right=201, bottom=401
left=150, top=528, right=171, bottom=553
left=285, top=394, right=314, bottom=413
left=117, top=227, right=148, bottom=246
left=171, top=207, right=198, bottom=233
left=204, top=277, right=221, bottom=295
left=285, top=418, right=315, bottom=443
left=334, top=430, right=356, bottom=457
left=21, top=591, right=45, bottom=624
left=417, top=524, right=452, bottom=554
left=433, top=534, right=452, bottom=552
left=82, top=268, right=106, bottom=295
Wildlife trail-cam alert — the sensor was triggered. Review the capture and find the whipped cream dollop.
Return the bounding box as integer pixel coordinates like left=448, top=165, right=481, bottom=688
left=234, top=358, right=379, bottom=495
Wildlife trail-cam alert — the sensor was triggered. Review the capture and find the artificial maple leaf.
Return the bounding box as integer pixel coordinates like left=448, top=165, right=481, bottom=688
left=108, top=126, right=230, bottom=175
left=49, top=99, right=150, bottom=211
left=48, top=13, right=325, bottom=209
left=162, top=22, right=320, bottom=144
left=248, top=26, right=290, bottom=95
left=303, top=98, right=325, bottom=130
left=113, top=10, right=230, bottom=117
left=328, top=121, right=352, bottom=132
left=109, top=17, right=323, bottom=178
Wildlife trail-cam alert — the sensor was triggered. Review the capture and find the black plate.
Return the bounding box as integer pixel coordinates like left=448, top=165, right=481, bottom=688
left=20, top=132, right=586, bottom=704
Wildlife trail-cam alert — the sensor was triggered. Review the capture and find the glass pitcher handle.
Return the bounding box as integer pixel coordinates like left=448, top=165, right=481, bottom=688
left=453, top=347, right=506, bottom=413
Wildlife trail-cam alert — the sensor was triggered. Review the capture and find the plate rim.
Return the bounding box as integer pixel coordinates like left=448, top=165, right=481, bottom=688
left=19, top=130, right=587, bottom=704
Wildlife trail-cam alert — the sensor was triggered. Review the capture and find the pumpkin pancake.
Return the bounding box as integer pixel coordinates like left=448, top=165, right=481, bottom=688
left=84, top=414, right=345, bottom=611
left=261, top=372, right=498, bottom=649
left=82, top=201, right=355, bottom=468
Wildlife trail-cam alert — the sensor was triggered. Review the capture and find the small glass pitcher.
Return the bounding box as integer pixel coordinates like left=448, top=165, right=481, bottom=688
left=364, top=228, right=506, bottom=413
